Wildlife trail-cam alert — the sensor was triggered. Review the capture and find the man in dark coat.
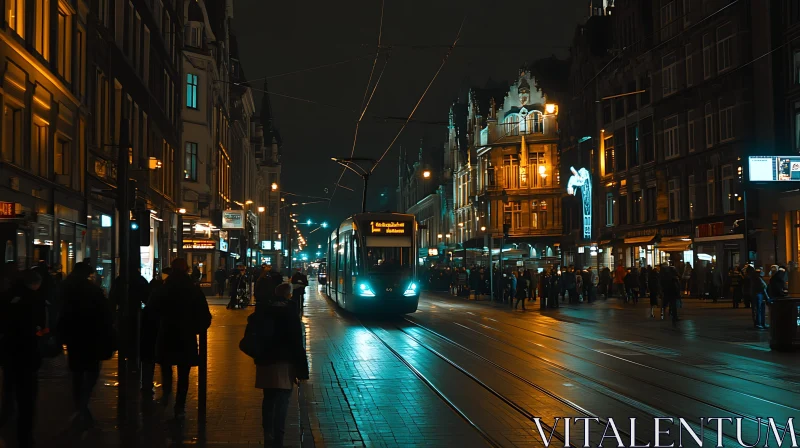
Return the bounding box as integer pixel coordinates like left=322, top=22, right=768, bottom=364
left=147, top=258, right=212, bottom=420
left=142, top=267, right=171, bottom=399
left=228, top=265, right=246, bottom=309
left=214, top=266, right=228, bottom=297
left=0, top=269, right=45, bottom=447
left=255, top=265, right=283, bottom=307
left=659, top=264, right=681, bottom=323
left=57, top=262, right=115, bottom=428
left=290, top=267, right=309, bottom=314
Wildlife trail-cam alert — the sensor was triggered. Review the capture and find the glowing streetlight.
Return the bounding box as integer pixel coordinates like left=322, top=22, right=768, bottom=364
left=545, top=103, right=556, bottom=114
left=271, top=182, right=278, bottom=191
left=321, top=222, right=328, bottom=228
left=245, top=200, right=254, bottom=205
left=178, top=208, right=187, bottom=214
left=480, top=226, right=486, bottom=231
left=423, top=170, right=431, bottom=178
left=306, top=219, right=312, bottom=225
left=258, top=206, right=266, bottom=213
left=437, top=234, right=443, bottom=239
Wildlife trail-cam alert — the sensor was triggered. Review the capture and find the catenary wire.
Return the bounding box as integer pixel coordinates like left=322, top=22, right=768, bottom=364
left=370, top=15, right=467, bottom=174
left=330, top=0, right=387, bottom=208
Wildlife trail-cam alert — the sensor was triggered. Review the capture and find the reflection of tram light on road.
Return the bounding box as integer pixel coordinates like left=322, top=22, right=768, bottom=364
left=324, top=213, right=419, bottom=314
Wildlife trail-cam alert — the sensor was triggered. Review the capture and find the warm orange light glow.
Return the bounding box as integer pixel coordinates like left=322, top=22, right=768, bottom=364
left=271, top=183, right=278, bottom=191
left=178, top=208, right=186, bottom=214
left=423, top=170, right=431, bottom=178
left=545, top=104, right=556, bottom=114
left=258, top=206, right=266, bottom=213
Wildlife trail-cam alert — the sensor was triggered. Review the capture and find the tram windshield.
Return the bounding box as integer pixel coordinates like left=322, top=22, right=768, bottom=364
left=366, top=247, right=412, bottom=273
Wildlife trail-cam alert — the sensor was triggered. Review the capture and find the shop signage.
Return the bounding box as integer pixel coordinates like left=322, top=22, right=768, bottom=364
left=369, top=221, right=408, bottom=235
left=101, top=214, right=113, bottom=228
left=428, top=248, right=439, bottom=256
left=566, top=166, right=592, bottom=240
left=183, top=240, right=215, bottom=250
left=33, top=239, right=54, bottom=246
left=222, top=210, right=245, bottom=229
left=219, top=238, right=228, bottom=252
left=749, top=155, right=800, bottom=181
left=261, top=240, right=283, bottom=250
left=0, top=202, right=15, bottom=218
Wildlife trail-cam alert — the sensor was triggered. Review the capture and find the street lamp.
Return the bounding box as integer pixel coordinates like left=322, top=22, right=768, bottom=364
left=245, top=200, right=254, bottom=205
left=423, top=170, right=431, bottom=179
left=258, top=206, right=266, bottom=213
left=178, top=208, right=186, bottom=214
left=271, top=182, right=278, bottom=191
left=481, top=226, right=486, bottom=232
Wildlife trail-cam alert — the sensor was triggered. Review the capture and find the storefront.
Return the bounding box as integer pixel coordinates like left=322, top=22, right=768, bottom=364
left=183, top=238, right=217, bottom=292
left=87, top=208, right=115, bottom=293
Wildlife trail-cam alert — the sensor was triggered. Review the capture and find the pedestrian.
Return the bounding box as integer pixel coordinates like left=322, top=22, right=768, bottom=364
left=729, top=267, right=743, bottom=308
left=147, top=258, right=212, bottom=420
left=575, top=270, right=584, bottom=302
left=659, top=264, right=681, bottom=323
left=57, top=262, right=115, bottom=429
left=514, top=272, right=527, bottom=310
left=750, top=267, right=769, bottom=330
left=768, top=266, right=787, bottom=299
left=191, top=263, right=202, bottom=284
left=255, top=265, right=283, bottom=307
left=229, top=265, right=247, bottom=309
left=255, top=283, right=309, bottom=446
left=625, top=268, right=640, bottom=304
left=143, top=267, right=171, bottom=399
left=0, top=268, right=45, bottom=447
left=648, top=265, right=660, bottom=318
left=549, top=269, right=560, bottom=308
left=710, top=264, right=723, bottom=303
left=682, top=263, right=693, bottom=296
left=215, top=265, right=228, bottom=297
left=290, top=267, right=309, bottom=314
left=508, top=270, right=517, bottom=307
left=613, top=265, right=626, bottom=298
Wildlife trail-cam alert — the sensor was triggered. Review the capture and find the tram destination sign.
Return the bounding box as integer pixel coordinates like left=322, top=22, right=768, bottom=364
left=369, top=221, right=409, bottom=235
left=749, top=155, right=800, bottom=182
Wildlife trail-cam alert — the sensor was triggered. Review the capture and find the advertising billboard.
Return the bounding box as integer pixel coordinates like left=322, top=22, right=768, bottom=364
left=749, top=156, right=800, bottom=182
left=222, top=210, right=245, bottom=229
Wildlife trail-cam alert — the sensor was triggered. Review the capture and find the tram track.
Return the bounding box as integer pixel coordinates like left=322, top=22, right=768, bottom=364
left=360, top=319, right=567, bottom=448
left=413, top=312, right=799, bottom=442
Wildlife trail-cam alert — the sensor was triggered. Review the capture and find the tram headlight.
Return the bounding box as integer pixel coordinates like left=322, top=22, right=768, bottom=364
left=403, top=282, right=418, bottom=297
left=358, top=282, right=376, bottom=297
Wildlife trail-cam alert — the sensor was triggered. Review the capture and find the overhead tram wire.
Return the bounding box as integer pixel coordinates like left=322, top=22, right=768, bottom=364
left=371, top=15, right=467, bottom=173
left=330, top=0, right=386, bottom=209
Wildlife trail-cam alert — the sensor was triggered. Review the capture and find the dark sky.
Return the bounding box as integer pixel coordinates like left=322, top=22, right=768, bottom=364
left=231, top=0, right=588, bottom=250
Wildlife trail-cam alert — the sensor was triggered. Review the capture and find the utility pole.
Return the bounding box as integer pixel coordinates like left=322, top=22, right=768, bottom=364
left=331, top=157, right=377, bottom=213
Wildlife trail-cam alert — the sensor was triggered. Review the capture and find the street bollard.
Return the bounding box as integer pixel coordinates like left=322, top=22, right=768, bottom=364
left=198, top=329, right=208, bottom=435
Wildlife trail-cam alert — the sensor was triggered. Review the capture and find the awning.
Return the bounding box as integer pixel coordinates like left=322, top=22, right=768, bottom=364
left=624, top=235, right=656, bottom=245
left=694, top=234, right=743, bottom=243
left=657, top=236, right=693, bottom=252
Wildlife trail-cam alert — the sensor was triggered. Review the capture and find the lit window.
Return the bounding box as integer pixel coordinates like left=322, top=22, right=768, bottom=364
left=2, top=105, right=23, bottom=165
left=187, top=74, right=198, bottom=109
left=34, top=0, right=50, bottom=60
left=56, top=5, right=72, bottom=82
left=8, top=0, right=24, bottom=36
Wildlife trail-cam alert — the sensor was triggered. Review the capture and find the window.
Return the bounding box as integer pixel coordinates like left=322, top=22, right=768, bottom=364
left=34, top=0, right=50, bottom=60
left=627, top=125, right=639, bottom=167
left=682, top=0, right=691, bottom=27
left=76, top=27, right=85, bottom=97
left=717, top=23, right=732, bottom=72
left=619, top=195, right=628, bottom=225
left=56, top=6, right=71, bottom=82
left=97, top=0, right=108, bottom=27
left=186, top=74, right=198, bottom=109
left=115, top=0, right=124, bottom=46
left=2, top=105, right=22, bottom=165
left=641, top=117, right=654, bottom=163
left=794, top=50, right=800, bottom=85
left=688, top=110, right=696, bottom=152
left=603, top=102, right=612, bottom=124
left=646, top=187, right=657, bottom=222
left=187, top=24, right=202, bottom=47
left=184, top=142, right=198, bottom=181
left=685, top=44, right=693, bottom=87
left=704, top=103, right=714, bottom=148
left=604, top=135, right=615, bottom=175
left=668, top=179, right=680, bottom=221
left=54, top=139, right=69, bottom=176
left=133, top=13, right=141, bottom=68
left=152, top=0, right=162, bottom=32
left=615, top=129, right=627, bottom=171
left=707, top=168, right=715, bottom=216
left=8, top=0, right=24, bottom=36
left=632, top=190, right=643, bottom=224
left=504, top=201, right=522, bottom=230
left=660, top=1, right=676, bottom=41
left=528, top=152, right=545, bottom=187
left=32, top=123, right=48, bottom=178
left=662, top=53, right=678, bottom=96
left=688, top=175, right=696, bottom=219
left=703, top=34, right=713, bottom=79
left=722, top=165, right=735, bottom=213
left=126, top=2, right=133, bottom=58
left=719, top=101, right=734, bottom=142
left=606, top=194, right=615, bottom=226
left=503, top=155, right=519, bottom=189
left=503, top=114, right=520, bottom=136
left=526, top=111, right=543, bottom=133
left=664, top=115, right=679, bottom=159
left=143, top=26, right=150, bottom=84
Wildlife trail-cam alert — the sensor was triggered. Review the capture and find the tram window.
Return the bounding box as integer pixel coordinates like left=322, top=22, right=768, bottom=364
left=366, top=247, right=411, bottom=273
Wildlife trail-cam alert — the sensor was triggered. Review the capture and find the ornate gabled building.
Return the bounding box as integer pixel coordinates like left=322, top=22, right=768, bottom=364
left=254, top=82, right=282, bottom=269
left=471, top=71, right=562, bottom=269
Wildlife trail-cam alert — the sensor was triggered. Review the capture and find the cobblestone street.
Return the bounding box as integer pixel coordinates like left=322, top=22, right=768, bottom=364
left=2, top=281, right=800, bottom=447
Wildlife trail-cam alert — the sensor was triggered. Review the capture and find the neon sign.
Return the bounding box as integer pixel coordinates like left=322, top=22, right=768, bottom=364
left=567, top=166, right=592, bottom=240
left=369, top=221, right=407, bottom=235
left=0, top=202, right=14, bottom=218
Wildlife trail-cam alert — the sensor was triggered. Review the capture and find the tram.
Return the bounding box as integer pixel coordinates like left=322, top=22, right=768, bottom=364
left=324, top=213, right=419, bottom=314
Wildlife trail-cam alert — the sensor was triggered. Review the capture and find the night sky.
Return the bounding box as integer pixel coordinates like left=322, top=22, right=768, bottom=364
left=231, top=0, right=587, bottom=249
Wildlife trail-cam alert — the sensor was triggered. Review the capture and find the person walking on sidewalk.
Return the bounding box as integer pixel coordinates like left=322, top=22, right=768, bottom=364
left=0, top=268, right=45, bottom=447
left=749, top=267, right=769, bottom=330
left=729, top=267, right=743, bottom=308
left=613, top=265, right=626, bottom=298
left=215, top=266, right=228, bottom=297
left=682, top=263, right=693, bottom=296
left=142, top=267, right=171, bottom=400
left=255, top=283, right=309, bottom=447
left=58, top=262, right=115, bottom=429
left=255, top=265, right=283, bottom=308
left=648, top=265, right=661, bottom=318
left=660, top=264, right=681, bottom=323
left=514, top=271, right=527, bottom=310
left=147, top=258, right=212, bottom=420
left=768, top=265, right=787, bottom=299
left=290, top=267, right=309, bottom=314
